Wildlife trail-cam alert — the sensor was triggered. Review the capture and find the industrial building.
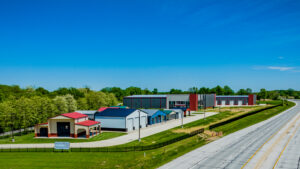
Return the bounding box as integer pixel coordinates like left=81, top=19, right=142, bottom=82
left=94, top=108, right=147, bottom=132
left=123, top=94, right=216, bottom=111
left=34, top=112, right=100, bottom=138
left=215, top=95, right=256, bottom=106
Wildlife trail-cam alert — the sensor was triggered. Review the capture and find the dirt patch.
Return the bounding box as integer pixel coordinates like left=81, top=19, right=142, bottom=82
left=172, top=126, right=205, bottom=134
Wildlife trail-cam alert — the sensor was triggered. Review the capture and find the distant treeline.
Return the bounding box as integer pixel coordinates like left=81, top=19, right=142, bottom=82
left=0, top=84, right=299, bottom=134
left=101, top=85, right=300, bottom=101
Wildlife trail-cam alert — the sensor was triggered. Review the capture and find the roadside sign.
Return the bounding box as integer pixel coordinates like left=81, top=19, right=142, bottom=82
left=54, top=142, right=70, bottom=150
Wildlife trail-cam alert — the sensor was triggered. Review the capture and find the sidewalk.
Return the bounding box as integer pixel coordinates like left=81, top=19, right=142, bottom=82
left=0, top=112, right=217, bottom=149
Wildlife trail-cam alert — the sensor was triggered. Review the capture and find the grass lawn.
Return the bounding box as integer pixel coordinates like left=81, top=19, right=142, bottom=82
left=0, top=135, right=207, bottom=169
left=213, top=101, right=295, bottom=135
left=0, top=132, right=126, bottom=144
left=0, top=101, right=294, bottom=169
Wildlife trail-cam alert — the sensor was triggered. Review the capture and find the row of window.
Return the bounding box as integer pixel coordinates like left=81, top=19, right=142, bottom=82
left=216, top=98, right=248, bottom=105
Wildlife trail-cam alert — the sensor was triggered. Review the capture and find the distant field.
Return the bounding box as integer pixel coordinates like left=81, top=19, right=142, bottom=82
left=0, top=132, right=126, bottom=144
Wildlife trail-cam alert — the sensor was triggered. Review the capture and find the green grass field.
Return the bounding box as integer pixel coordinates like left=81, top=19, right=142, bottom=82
left=213, top=101, right=295, bottom=134
left=0, top=135, right=207, bottom=169
left=0, top=101, right=294, bottom=169
left=0, top=132, right=126, bottom=144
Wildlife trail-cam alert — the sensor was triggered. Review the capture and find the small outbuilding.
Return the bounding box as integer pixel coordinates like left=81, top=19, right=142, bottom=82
left=35, top=112, right=100, bottom=139
left=141, top=109, right=166, bottom=125
left=171, top=109, right=184, bottom=119
left=94, top=108, right=147, bottom=132
left=163, top=109, right=178, bottom=120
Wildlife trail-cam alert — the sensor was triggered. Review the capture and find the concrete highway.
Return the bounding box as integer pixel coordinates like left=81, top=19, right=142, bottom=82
left=159, top=101, right=300, bottom=169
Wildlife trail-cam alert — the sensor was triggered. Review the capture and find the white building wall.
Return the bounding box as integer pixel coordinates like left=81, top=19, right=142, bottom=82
left=94, top=116, right=126, bottom=129
left=126, top=110, right=147, bottom=132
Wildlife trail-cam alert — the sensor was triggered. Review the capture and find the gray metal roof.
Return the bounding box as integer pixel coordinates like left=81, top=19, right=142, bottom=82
left=76, top=110, right=97, bottom=115
left=171, top=109, right=184, bottom=113
left=216, top=95, right=249, bottom=98
left=125, top=95, right=167, bottom=98
left=140, top=109, right=161, bottom=116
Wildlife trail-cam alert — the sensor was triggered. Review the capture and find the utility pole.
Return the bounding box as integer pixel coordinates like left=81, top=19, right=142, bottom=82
left=138, top=110, right=141, bottom=142
left=181, top=110, right=183, bottom=128
left=203, top=95, right=206, bottom=120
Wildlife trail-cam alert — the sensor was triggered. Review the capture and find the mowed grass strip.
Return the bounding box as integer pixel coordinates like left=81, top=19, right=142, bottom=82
left=213, top=101, right=295, bottom=135
left=0, top=135, right=207, bottom=169
left=0, top=132, right=126, bottom=144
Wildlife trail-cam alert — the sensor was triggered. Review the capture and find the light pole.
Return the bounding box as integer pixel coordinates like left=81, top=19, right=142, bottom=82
left=138, top=110, right=141, bottom=142
left=181, top=110, right=183, bottom=128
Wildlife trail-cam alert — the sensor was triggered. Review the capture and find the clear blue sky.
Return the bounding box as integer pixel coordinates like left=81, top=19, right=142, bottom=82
left=0, top=0, right=300, bottom=92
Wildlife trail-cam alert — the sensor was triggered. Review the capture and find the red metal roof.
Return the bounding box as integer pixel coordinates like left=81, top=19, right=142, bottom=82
left=36, top=122, right=48, bottom=126
left=98, top=107, right=108, bottom=112
left=76, top=120, right=100, bottom=126
left=98, top=107, right=119, bottom=112
left=62, top=112, right=88, bottom=119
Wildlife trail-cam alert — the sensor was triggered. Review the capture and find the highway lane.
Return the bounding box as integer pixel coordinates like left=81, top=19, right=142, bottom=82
left=159, top=101, right=300, bottom=169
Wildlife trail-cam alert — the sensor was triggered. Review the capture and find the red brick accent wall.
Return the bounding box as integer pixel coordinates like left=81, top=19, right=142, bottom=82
left=248, top=95, right=254, bottom=105
left=74, top=134, right=78, bottom=138
left=189, top=94, right=198, bottom=111
left=86, top=135, right=90, bottom=139
left=70, top=134, right=75, bottom=137
left=48, top=133, right=58, bottom=137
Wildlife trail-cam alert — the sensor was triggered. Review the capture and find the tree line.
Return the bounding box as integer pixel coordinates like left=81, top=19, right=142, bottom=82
left=1, top=84, right=299, bottom=134
left=0, top=85, right=118, bottom=134
left=101, top=86, right=300, bottom=101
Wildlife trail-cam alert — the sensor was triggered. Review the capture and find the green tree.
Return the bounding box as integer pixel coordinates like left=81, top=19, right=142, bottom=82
left=198, top=87, right=210, bottom=94
left=246, top=88, right=252, bottom=94
left=259, top=88, right=267, bottom=100
left=169, top=89, right=183, bottom=94
left=237, top=89, right=247, bottom=95
left=53, top=96, right=68, bottom=114
left=64, top=94, right=77, bottom=113
left=224, top=85, right=234, bottom=95
left=189, top=87, right=198, bottom=94
left=152, top=88, right=158, bottom=94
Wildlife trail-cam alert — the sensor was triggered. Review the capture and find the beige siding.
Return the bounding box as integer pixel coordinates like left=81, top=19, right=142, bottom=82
left=48, top=118, right=75, bottom=134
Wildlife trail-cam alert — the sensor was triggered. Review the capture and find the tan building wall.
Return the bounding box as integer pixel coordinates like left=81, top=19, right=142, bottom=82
left=48, top=116, right=75, bottom=135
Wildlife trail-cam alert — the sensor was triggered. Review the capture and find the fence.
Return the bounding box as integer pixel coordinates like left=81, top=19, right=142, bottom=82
left=209, top=104, right=281, bottom=130
left=0, top=130, right=34, bottom=139
left=0, top=128, right=204, bottom=153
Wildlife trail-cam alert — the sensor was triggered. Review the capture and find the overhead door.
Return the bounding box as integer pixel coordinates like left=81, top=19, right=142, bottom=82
left=57, top=122, right=70, bottom=137
left=127, top=118, right=134, bottom=131
left=221, top=100, right=226, bottom=106
left=230, top=100, right=234, bottom=106
left=40, top=128, right=48, bottom=137
left=141, top=116, right=146, bottom=128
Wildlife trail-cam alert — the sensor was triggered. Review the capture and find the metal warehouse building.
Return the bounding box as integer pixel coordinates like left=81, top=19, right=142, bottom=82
left=215, top=95, right=256, bottom=106
left=123, top=94, right=216, bottom=111
left=94, top=108, right=147, bottom=132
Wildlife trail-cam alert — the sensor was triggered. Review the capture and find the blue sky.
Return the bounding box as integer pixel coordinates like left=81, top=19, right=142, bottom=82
left=0, top=0, right=300, bottom=92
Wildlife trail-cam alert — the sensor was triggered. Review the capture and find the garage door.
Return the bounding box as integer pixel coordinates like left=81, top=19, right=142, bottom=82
left=221, top=100, right=226, bottom=106
left=127, top=118, right=134, bottom=131
left=40, top=128, right=48, bottom=137
left=230, top=100, right=234, bottom=106
left=141, top=116, right=146, bottom=128
left=238, top=101, right=243, bottom=106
